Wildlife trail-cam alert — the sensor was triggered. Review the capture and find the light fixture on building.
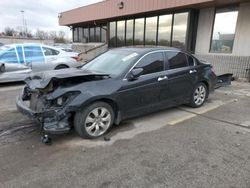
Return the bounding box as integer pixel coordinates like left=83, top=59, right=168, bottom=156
left=58, top=13, right=62, bottom=18
left=117, top=1, right=124, bottom=9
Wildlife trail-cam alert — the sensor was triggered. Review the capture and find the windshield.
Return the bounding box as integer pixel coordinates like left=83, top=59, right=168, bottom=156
left=82, top=50, right=139, bottom=76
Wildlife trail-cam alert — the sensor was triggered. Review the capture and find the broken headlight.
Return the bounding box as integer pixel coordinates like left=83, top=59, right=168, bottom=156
left=49, top=91, right=80, bottom=107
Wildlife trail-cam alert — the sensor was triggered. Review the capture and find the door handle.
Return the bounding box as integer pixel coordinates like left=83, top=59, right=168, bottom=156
left=189, top=69, right=197, bottom=74
left=158, top=76, right=168, bottom=82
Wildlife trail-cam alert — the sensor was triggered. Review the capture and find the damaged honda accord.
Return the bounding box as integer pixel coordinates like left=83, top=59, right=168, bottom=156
left=16, top=47, right=217, bottom=139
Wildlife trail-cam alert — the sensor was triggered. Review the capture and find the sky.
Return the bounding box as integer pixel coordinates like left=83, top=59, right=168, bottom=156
left=0, top=0, right=102, bottom=39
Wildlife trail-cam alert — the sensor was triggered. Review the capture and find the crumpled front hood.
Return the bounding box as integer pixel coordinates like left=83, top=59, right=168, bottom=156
left=25, top=68, right=109, bottom=90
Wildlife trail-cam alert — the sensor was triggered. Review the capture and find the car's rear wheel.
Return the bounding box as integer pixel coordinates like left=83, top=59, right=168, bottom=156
left=55, top=65, right=69, bottom=70
left=74, top=102, right=114, bottom=139
left=189, top=83, right=207, bottom=108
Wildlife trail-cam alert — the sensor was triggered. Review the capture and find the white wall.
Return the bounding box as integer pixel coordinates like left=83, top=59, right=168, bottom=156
left=195, top=7, right=214, bottom=55
left=195, top=2, right=250, bottom=56
left=233, top=2, right=250, bottom=56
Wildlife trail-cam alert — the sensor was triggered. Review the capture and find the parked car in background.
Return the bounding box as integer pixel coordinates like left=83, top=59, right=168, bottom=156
left=16, top=47, right=217, bottom=139
left=0, top=43, right=81, bottom=83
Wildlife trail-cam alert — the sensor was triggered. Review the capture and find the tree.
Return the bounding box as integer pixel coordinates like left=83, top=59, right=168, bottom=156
left=54, top=30, right=66, bottom=43
left=35, top=29, right=48, bottom=39
left=4, top=27, right=15, bottom=36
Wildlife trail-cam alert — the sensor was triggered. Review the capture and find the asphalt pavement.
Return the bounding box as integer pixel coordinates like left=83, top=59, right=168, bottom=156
left=0, top=82, right=250, bottom=188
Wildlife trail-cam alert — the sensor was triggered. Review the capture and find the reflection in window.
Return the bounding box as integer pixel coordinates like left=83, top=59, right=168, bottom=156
left=158, top=14, right=172, bottom=46
left=109, top=22, right=116, bottom=47
left=73, top=28, right=78, bottom=42
left=172, top=12, right=188, bottom=49
left=134, top=18, right=144, bottom=45
left=0, top=48, right=19, bottom=63
left=83, top=28, right=89, bottom=43
left=95, top=27, right=100, bottom=42
left=117, top=21, right=125, bottom=47
left=166, top=51, right=188, bottom=69
left=210, top=7, right=238, bottom=53
left=145, top=16, right=157, bottom=45
left=78, top=28, right=83, bottom=42
left=126, top=19, right=134, bottom=46
left=135, top=52, right=164, bottom=75
left=89, top=27, right=95, bottom=42
left=101, top=26, right=107, bottom=43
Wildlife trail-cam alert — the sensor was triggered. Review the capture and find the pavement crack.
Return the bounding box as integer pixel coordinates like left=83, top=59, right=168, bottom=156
left=179, top=108, right=250, bottom=130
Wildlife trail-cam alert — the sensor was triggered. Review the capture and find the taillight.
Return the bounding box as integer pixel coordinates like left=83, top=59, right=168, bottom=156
left=72, top=56, right=81, bottom=62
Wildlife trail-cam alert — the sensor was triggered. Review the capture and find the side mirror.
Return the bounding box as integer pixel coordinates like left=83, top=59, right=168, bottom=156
left=127, top=68, right=143, bottom=81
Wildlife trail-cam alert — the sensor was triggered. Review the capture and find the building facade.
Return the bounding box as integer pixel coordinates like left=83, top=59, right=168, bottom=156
left=59, top=0, right=250, bottom=80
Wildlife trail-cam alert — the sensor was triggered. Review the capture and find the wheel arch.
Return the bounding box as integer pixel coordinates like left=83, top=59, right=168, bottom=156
left=54, top=64, right=69, bottom=69
left=79, top=97, right=121, bottom=125
left=200, top=80, right=210, bottom=96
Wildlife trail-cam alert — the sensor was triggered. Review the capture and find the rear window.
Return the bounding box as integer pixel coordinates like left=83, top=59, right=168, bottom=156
left=166, top=51, right=188, bottom=69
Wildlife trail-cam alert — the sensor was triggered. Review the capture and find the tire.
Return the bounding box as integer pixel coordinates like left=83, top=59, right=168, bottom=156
left=189, top=82, right=208, bottom=108
left=74, top=102, right=114, bottom=139
left=55, top=65, right=69, bottom=70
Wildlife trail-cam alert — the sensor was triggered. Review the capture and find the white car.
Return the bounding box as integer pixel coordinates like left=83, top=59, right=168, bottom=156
left=0, top=43, right=82, bottom=83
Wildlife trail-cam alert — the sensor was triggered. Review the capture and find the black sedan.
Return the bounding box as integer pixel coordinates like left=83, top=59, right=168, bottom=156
left=16, top=47, right=217, bottom=139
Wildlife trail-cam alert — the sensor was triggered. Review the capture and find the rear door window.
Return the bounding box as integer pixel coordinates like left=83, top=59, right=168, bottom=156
left=187, top=55, right=196, bottom=66
left=42, top=47, right=60, bottom=56
left=24, top=45, right=44, bottom=64
left=135, top=52, right=164, bottom=75
left=166, top=51, right=188, bottom=69
left=0, top=48, right=19, bottom=63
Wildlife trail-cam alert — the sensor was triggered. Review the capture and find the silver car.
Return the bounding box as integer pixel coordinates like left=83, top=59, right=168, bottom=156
left=0, top=43, right=82, bottom=83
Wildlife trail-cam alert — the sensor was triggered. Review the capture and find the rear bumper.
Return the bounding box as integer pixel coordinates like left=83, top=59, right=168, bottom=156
left=16, top=96, right=71, bottom=134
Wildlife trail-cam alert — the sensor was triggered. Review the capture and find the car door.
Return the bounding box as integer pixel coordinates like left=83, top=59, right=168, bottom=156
left=117, top=51, right=166, bottom=119
left=162, top=51, right=198, bottom=105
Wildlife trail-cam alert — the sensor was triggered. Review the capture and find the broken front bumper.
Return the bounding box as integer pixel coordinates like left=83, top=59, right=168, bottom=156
left=16, top=96, right=71, bottom=134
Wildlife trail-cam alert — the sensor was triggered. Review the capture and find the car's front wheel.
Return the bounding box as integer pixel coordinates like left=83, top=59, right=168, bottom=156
left=74, top=102, right=114, bottom=139
left=189, top=83, right=208, bottom=108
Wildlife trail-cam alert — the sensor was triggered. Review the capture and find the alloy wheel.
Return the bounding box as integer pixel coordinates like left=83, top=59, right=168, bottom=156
left=194, top=85, right=206, bottom=106
left=84, top=107, right=112, bottom=137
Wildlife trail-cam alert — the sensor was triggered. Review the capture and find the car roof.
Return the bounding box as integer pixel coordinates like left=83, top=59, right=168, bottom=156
left=110, top=46, right=183, bottom=55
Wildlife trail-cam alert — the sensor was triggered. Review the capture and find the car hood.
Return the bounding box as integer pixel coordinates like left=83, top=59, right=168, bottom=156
left=25, top=68, right=110, bottom=90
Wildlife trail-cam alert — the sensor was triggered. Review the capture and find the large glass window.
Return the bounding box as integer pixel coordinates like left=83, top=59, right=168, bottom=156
left=109, top=22, right=116, bottom=47
left=89, top=27, right=95, bottom=42
left=83, top=28, right=89, bottom=43
left=126, top=19, right=134, bottom=46
left=101, top=26, right=107, bottom=43
left=135, top=52, right=164, bottom=75
left=78, top=28, right=83, bottom=42
left=95, top=27, right=101, bottom=42
left=166, top=51, right=188, bottom=69
left=172, top=12, right=188, bottom=49
left=117, top=21, right=125, bottom=47
left=210, top=7, right=238, bottom=53
left=73, top=28, right=78, bottom=42
left=158, top=14, right=172, bottom=46
left=145, top=16, right=157, bottom=45
left=134, top=18, right=145, bottom=45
